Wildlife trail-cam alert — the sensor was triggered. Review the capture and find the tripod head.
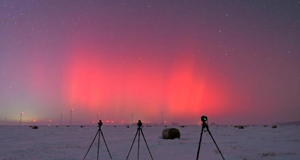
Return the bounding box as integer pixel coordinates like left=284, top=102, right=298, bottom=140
left=98, top=120, right=103, bottom=127
left=201, top=115, right=209, bottom=130
left=137, top=120, right=142, bottom=128
left=201, top=116, right=207, bottom=123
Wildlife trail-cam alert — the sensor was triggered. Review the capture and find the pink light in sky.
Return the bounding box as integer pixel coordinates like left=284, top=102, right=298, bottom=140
left=61, top=48, right=227, bottom=123
left=1, top=1, right=300, bottom=125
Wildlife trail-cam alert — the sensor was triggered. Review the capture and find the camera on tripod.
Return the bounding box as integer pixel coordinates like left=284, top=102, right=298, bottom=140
left=84, top=119, right=112, bottom=160
left=197, top=115, right=225, bottom=160
left=137, top=120, right=142, bottom=127
left=201, top=116, right=207, bottom=123
left=127, top=120, right=153, bottom=160
left=98, top=120, right=103, bottom=127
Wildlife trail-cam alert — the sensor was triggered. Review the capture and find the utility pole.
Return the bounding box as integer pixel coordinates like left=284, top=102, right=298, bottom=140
left=19, top=112, right=23, bottom=125
left=70, top=109, right=73, bottom=125
left=60, top=113, right=63, bottom=125
left=161, top=112, right=163, bottom=126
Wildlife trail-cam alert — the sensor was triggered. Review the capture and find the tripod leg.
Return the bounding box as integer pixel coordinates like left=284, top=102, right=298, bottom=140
left=97, top=129, right=101, bottom=160
left=83, top=130, right=100, bottom=160
left=207, top=130, right=225, bottom=160
left=126, top=129, right=139, bottom=160
left=140, top=129, right=154, bottom=160
left=196, top=126, right=204, bottom=160
left=100, top=130, right=113, bottom=159
left=137, top=129, right=140, bottom=160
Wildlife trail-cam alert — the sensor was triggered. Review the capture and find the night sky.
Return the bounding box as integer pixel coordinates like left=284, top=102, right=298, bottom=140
left=1, top=0, right=300, bottom=125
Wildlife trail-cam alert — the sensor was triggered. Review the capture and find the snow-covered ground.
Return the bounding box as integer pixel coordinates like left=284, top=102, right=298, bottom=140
left=0, top=125, right=299, bottom=160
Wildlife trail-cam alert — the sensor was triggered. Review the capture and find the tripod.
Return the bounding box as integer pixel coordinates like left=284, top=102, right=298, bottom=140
left=196, top=116, right=225, bottom=160
left=126, top=120, right=153, bottom=160
left=83, top=120, right=112, bottom=160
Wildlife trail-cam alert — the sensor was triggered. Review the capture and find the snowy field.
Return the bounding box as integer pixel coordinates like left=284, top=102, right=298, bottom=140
left=0, top=124, right=299, bottom=160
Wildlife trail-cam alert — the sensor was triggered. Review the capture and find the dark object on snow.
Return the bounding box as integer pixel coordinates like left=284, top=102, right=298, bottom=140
left=238, top=126, right=244, bottom=129
left=32, top=126, right=38, bottom=129
left=127, top=126, right=130, bottom=128
left=162, top=128, right=181, bottom=139
left=272, top=125, right=277, bottom=128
